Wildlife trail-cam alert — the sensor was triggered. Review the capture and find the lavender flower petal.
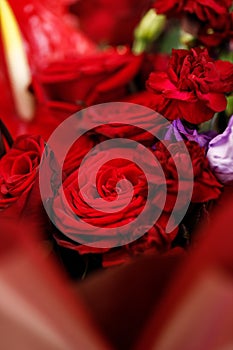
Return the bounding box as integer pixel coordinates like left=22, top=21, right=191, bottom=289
left=207, top=116, right=233, bottom=184
left=164, top=119, right=216, bottom=148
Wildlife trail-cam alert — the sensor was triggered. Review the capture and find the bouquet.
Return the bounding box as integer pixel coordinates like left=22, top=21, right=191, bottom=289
left=0, top=0, right=233, bottom=276
left=1, top=1, right=233, bottom=349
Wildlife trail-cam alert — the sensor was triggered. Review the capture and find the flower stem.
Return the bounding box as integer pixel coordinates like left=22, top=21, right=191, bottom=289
left=0, top=119, right=14, bottom=157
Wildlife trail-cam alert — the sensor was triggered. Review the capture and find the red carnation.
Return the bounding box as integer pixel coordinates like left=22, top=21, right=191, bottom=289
left=147, top=47, right=233, bottom=124
left=0, top=135, right=49, bottom=232
left=154, top=0, right=232, bottom=23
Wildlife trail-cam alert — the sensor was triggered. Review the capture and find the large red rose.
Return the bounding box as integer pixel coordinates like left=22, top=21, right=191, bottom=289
left=0, top=134, right=48, bottom=231
left=147, top=47, right=233, bottom=124
left=32, top=48, right=143, bottom=107
left=52, top=144, right=177, bottom=257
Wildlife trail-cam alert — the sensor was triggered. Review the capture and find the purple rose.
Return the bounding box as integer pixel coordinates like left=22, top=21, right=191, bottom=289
left=164, top=119, right=216, bottom=148
left=207, top=116, right=233, bottom=184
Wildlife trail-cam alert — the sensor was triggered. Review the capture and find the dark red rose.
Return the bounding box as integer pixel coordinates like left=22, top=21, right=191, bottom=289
left=147, top=47, right=233, bottom=124
left=32, top=48, right=143, bottom=107
left=185, top=141, right=223, bottom=202
left=52, top=145, right=176, bottom=256
left=69, top=0, right=151, bottom=46
left=0, top=135, right=43, bottom=207
left=153, top=140, right=222, bottom=206
left=180, top=10, right=233, bottom=48
left=0, top=135, right=48, bottom=229
left=152, top=141, right=194, bottom=214
left=198, top=12, right=233, bottom=47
